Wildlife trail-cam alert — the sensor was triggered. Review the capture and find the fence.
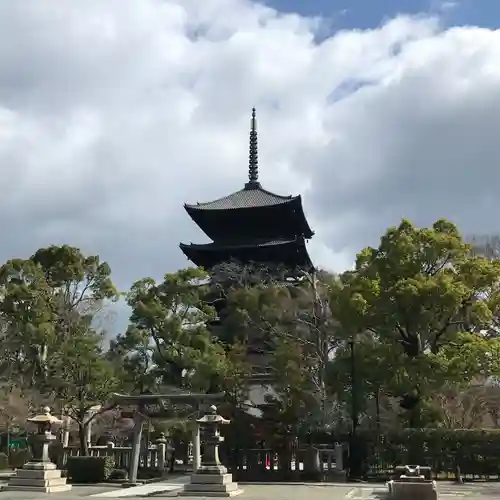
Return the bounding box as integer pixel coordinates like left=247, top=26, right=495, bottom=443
left=61, top=444, right=166, bottom=471
left=225, top=447, right=344, bottom=482
left=58, top=431, right=500, bottom=482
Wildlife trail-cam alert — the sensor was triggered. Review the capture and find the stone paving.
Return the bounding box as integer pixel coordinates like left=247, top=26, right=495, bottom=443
left=0, top=484, right=118, bottom=500
left=0, top=481, right=499, bottom=499
left=348, top=482, right=500, bottom=500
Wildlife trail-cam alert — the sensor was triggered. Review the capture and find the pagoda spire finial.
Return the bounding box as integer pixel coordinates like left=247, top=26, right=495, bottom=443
left=246, top=107, right=260, bottom=189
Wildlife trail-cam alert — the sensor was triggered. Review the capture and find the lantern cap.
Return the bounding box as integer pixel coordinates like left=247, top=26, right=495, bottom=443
left=196, top=405, right=230, bottom=425
left=27, top=406, right=62, bottom=425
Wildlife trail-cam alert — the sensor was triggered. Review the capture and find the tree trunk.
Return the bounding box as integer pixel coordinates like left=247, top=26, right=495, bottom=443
left=79, top=424, right=89, bottom=456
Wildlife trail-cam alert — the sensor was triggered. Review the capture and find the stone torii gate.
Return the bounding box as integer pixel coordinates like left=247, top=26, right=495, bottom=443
left=112, top=392, right=224, bottom=484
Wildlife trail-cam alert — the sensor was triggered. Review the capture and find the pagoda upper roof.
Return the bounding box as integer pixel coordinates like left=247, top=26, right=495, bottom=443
left=184, top=183, right=297, bottom=211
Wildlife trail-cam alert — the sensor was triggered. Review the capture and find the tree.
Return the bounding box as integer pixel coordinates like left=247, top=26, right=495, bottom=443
left=117, top=268, right=228, bottom=393
left=331, top=219, right=500, bottom=425
left=30, top=244, right=118, bottom=333
left=0, top=259, right=56, bottom=387
left=468, top=234, right=500, bottom=337
left=0, top=387, right=43, bottom=433
left=46, top=322, right=118, bottom=455
left=432, top=383, right=490, bottom=429
left=211, top=262, right=340, bottom=432
left=469, top=234, right=500, bottom=260
left=327, top=333, right=403, bottom=428
left=0, top=245, right=118, bottom=391
left=263, top=335, right=318, bottom=440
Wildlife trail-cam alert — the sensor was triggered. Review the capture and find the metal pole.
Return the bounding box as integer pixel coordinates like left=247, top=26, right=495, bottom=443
left=348, top=338, right=361, bottom=479
left=349, top=340, right=358, bottom=435
left=375, top=387, right=381, bottom=434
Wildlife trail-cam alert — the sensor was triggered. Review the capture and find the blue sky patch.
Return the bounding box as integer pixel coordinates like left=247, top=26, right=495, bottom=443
left=261, top=0, right=499, bottom=30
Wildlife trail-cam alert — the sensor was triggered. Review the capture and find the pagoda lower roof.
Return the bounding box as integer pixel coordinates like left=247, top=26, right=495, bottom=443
left=182, top=239, right=300, bottom=250
left=179, top=238, right=313, bottom=270
left=184, top=184, right=296, bottom=211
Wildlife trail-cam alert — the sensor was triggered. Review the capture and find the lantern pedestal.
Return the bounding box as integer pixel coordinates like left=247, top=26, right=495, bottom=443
left=7, top=461, right=72, bottom=493
left=6, top=408, right=72, bottom=493
left=180, top=406, right=243, bottom=497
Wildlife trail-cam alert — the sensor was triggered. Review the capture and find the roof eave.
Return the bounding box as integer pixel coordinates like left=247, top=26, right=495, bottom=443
left=184, top=195, right=300, bottom=212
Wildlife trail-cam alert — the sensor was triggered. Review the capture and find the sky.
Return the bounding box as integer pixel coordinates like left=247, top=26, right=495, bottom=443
left=1, top=0, right=500, bottom=333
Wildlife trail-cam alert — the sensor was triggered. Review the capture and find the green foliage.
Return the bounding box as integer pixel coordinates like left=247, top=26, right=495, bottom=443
left=0, top=245, right=118, bottom=391
left=329, top=219, right=500, bottom=418
left=31, top=245, right=117, bottom=305
left=116, top=268, right=227, bottom=393
left=219, top=266, right=340, bottom=434
left=0, top=452, right=8, bottom=470
left=332, top=219, right=500, bottom=354
left=66, top=456, right=115, bottom=483
left=47, top=332, right=117, bottom=419
left=8, top=448, right=32, bottom=469
left=2, top=218, right=500, bottom=444
left=46, top=324, right=119, bottom=454
left=109, top=468, right=128, bottom=481
left=0, top=259, right=56, bottom=385
left=217, top=342, right=252, bottom=403
left=363, top=429, right=500, bottom=477
left=261, top=335, right=318, bottom=440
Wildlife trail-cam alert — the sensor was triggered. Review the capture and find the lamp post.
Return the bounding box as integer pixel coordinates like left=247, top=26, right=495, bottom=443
left=348, top=338, right=362, bottom=479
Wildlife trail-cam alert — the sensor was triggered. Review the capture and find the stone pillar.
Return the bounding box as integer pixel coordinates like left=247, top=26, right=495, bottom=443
left=128, top=413, right=144, bottom=485
left=84, top=405, right=102, bottom=449
left=303, top=445, right=321, bottom=480
left=156, top=433, right=167, bottom=472
left=335, top=442, right=344, bottom=471
left=106, top=441, right=115, bottom=457
left=85, top=418, right=92, bottom=448
left=6, top=407, right=72, bottom=493
left=192, top=422, right=201, bottom=472
left=61, top=416, right=70, bottom=448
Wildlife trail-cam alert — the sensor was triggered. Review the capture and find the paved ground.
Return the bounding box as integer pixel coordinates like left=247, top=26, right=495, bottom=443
left=347, top=482, right=500, bottom=500
left=149, top=484, right=355, bottom=499
left=0, top=485, right=118, bottom=500
left=1, top=480, right=500, bottom=499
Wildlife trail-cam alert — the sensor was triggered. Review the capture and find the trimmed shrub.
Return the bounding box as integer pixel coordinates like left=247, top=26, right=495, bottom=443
left=8, top=449, right=32, bottom=469
left=137, top=467, right=161, bottom=480
left=49, top=440, right=64, bottom=467
left=0, top=452, right=8, bottom=470
left=109, top=468, right=128, bottom=481
left=66, top=456, right=115, bottom=483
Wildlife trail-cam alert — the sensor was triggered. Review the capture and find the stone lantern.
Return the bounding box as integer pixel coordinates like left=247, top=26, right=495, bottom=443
left=7, top=407, right=72, bottom=493
left=180, top=405, right=243, bottom=497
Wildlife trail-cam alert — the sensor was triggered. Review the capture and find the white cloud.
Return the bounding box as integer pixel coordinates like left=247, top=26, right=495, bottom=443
left=0, top=1, right=499, bottom=331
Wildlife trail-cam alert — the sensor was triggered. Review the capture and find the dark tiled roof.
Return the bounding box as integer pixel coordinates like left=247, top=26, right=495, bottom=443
left=179, top=237, right=313, bottom=271
left=180, top=239, right=299, bottom=251
left=185, top=186, right=296, bottom=211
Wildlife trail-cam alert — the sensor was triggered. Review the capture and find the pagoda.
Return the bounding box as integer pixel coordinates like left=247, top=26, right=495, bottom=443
left=180, top=109, right=315, bottom=409
left=180, top=109, right=314, bottom=271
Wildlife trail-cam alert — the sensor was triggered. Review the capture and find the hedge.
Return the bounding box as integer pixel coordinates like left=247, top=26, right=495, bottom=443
left=357, top=429, right=500, bottom=478
left=0, top=453, right=8, bottom=470
left=8, top=449, right=32, bottom=469
left=66, top=456, right=115, bottom=483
